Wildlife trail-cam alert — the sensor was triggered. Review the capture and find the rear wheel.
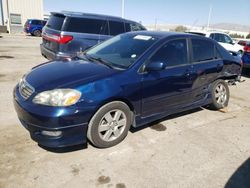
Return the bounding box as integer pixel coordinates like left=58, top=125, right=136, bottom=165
left=87, top=101, right=132, bottom=148
left=210, top=79, right=230, bottom=110
left=33, top=30, right=41, bottom=37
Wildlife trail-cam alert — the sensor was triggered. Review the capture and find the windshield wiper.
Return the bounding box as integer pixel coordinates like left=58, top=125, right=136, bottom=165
left=84, top=54, right=114, bottom=69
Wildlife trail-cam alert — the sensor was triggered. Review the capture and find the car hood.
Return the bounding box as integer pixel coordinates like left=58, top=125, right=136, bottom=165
left=25, top=59, right=118, bottom=92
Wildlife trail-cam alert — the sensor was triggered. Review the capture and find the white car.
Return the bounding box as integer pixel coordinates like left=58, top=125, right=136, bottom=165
left=188, top=31, right=244, bottom=54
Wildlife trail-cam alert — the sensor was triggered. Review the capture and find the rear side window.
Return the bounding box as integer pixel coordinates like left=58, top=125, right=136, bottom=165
left=46, top=14, right=65, bottom=30
left=31, top=20, right=40, bottom=25
left=151, top=39, right=188, bottom=67
left=125, top=23, right=145, bottom=32
left=192, top=39, right=215, bottom=62
left=109, top=21, right=125, bottom=35
left=64, top=17, right=108, bottom=35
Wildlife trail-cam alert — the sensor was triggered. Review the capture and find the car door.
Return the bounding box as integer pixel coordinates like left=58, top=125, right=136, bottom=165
left=190, top=38, right=224, bottom=103
left=141, top=38, right=195, bottom=117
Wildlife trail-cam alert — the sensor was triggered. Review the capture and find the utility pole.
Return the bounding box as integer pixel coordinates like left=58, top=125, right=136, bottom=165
left=0, top=0, right=4, bottom=25
left=207, top=5, right=212, bottom=30
left=154, top=18, right=157, bottom=30
left=121, top=0, right=125, bottom=18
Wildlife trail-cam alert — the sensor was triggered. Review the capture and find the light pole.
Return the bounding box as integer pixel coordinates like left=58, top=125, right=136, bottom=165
left=207, top=5, right=212, bottom=30
left=121, top=0, right=125, bottom=18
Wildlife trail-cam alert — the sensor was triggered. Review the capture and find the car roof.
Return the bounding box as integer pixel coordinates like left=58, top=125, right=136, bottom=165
left=126, top=31, right=209, bottom=40
left=28, top=19, right=45, bottom=21
left=51, top=11, right=140, bottom=24
left=187, top=30, right=229, bottom=35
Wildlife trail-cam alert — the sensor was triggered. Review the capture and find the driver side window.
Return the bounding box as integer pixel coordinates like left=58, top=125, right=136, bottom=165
left=150, top=39, right=188, bottom=67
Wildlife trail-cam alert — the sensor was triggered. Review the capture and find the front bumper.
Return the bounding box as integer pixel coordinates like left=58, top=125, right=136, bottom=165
left=13, top=89, right=89, bottom=148
left=40, top=44, right=73, bottom=60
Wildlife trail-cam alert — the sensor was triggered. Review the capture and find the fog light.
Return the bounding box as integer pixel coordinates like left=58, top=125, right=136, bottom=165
left=41, top=130, right=62, bottom=137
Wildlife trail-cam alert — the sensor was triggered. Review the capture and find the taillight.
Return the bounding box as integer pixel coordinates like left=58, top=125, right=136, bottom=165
left=59, top=35, right=73, bottom=44
left=42, top=33, right=73, bottom=44
left=244, top=46, right=250, bottom=53
left=240, top=60, right=243, bottom=67
left=26, top=24, right=30, bottom=29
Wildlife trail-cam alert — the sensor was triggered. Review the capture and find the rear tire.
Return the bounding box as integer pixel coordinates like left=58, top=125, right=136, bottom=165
left=87, top=101, right=132, bottom=148
left=210, top=79, right=230, bottom=110
left=33, top=30, right=41, bottom=37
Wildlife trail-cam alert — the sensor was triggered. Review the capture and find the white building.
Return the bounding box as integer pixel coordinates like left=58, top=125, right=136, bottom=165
left=0, top=0, right=43, bottom=33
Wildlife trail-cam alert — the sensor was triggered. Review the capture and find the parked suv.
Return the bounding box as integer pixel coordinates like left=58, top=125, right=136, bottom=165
left=24, top=19, right=47, bottom=37
left=188, top=31, right=244, bottom=54
left=40, top=12, right=146, bottom=60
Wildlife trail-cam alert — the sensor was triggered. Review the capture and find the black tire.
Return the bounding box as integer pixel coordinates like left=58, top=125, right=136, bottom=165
left=87, top=101, right=132, bottom=148
left=210, top=79, right=230, bottom=110
left=33, top=30, right=41, bottom=37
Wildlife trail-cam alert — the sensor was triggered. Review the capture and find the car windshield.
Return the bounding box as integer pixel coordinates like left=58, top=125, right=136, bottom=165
left=82, top=34, right=158, bottom=69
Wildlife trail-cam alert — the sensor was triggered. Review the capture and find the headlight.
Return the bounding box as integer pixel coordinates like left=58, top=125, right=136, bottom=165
left=33, top=89, right=81, bottom=106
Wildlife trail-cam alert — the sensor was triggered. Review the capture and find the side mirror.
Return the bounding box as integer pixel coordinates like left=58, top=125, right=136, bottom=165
left=145, top=61, right=167, bottom=71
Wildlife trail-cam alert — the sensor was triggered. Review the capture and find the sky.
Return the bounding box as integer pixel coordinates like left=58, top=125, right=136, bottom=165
left=44, top=0, right=250, bottom=26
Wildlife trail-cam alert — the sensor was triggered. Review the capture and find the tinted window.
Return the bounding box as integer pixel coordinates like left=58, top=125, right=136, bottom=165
left=223, top=34, right=233, bottom=44
left=64, top=17, right=108, bottom=35
left=210, top=33, right=215, bottom=39
left=192, top=39, right=215, bottom=62
left=125, top=23, right=146, bottom=32
left=109, top=21, right=125, bottom=35
left=31, top=20, right=40, bottom=25
left=213, top=33, right=231, bottom=43
left=46, top=14, right=65, bottom=30
left=150, top=39, right=188, bottom=67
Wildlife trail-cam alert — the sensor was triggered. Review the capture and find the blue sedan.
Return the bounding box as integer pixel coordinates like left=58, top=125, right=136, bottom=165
left=14, top=31, right=241, bottom=148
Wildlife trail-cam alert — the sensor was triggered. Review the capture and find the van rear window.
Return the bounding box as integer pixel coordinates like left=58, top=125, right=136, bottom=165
left=64, top=17, right=109, bottom=35
left=46, top=14, right=65, bottom=30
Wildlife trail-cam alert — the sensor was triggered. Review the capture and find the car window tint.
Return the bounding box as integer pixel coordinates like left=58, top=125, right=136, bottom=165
left=223, top=35, right=233, bottom=44
left=125, top=23, right=145, bottom=32
left=130, top=23, right=145, bottom=31
left=192, top=39, right=215, bottom=62
left=46, top=14, right=65, bottom=30
left=215, top=47, right=222, bottom=59
left=210, top=33, right=215, bottom=39
left=125, top=23, right=131, bottom=32
left=32, top=20, right=40, bottom=25
left=213, top=33, right=224, bottom=43
left=151, top=39, right=188, bottom=67
left=64, top=18, right=108, bottom=35
left=109, top=21, right=125, bottom=35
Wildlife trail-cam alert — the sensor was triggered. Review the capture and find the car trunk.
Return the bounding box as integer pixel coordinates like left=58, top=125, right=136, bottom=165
left=42, top=13, right=66, bottom=53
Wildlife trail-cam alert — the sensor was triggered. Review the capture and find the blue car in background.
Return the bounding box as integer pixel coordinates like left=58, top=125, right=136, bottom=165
left=24, top=19, right=47, bottom=37
left=14, top=31, right=242, bottom=149
left=242, top=41, right=250, bottom=69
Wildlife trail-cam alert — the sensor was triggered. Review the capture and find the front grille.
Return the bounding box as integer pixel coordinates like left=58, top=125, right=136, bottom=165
left=19, top=79, right=34, bottom=100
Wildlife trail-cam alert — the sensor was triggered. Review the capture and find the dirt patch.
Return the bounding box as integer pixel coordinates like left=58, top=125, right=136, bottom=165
left=0, top=72, right=22, bottom=82
left=0, top=55, right=14, bottom=59
left=71, top=165, right=80, bottom=176
left=97, top=175, right=111, bottom=184
left=116, top=183, right=126, bottom=188
left=150, top=123, right=167, bottom=131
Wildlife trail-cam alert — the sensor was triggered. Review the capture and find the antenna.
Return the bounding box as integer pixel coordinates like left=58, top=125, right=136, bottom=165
left=207, top=5, right=212, bottom=30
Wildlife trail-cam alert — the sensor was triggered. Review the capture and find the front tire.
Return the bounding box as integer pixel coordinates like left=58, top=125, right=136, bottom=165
left=210, top=79, right=230, bottom=110
left=87, top=101, right=132, bottom=148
